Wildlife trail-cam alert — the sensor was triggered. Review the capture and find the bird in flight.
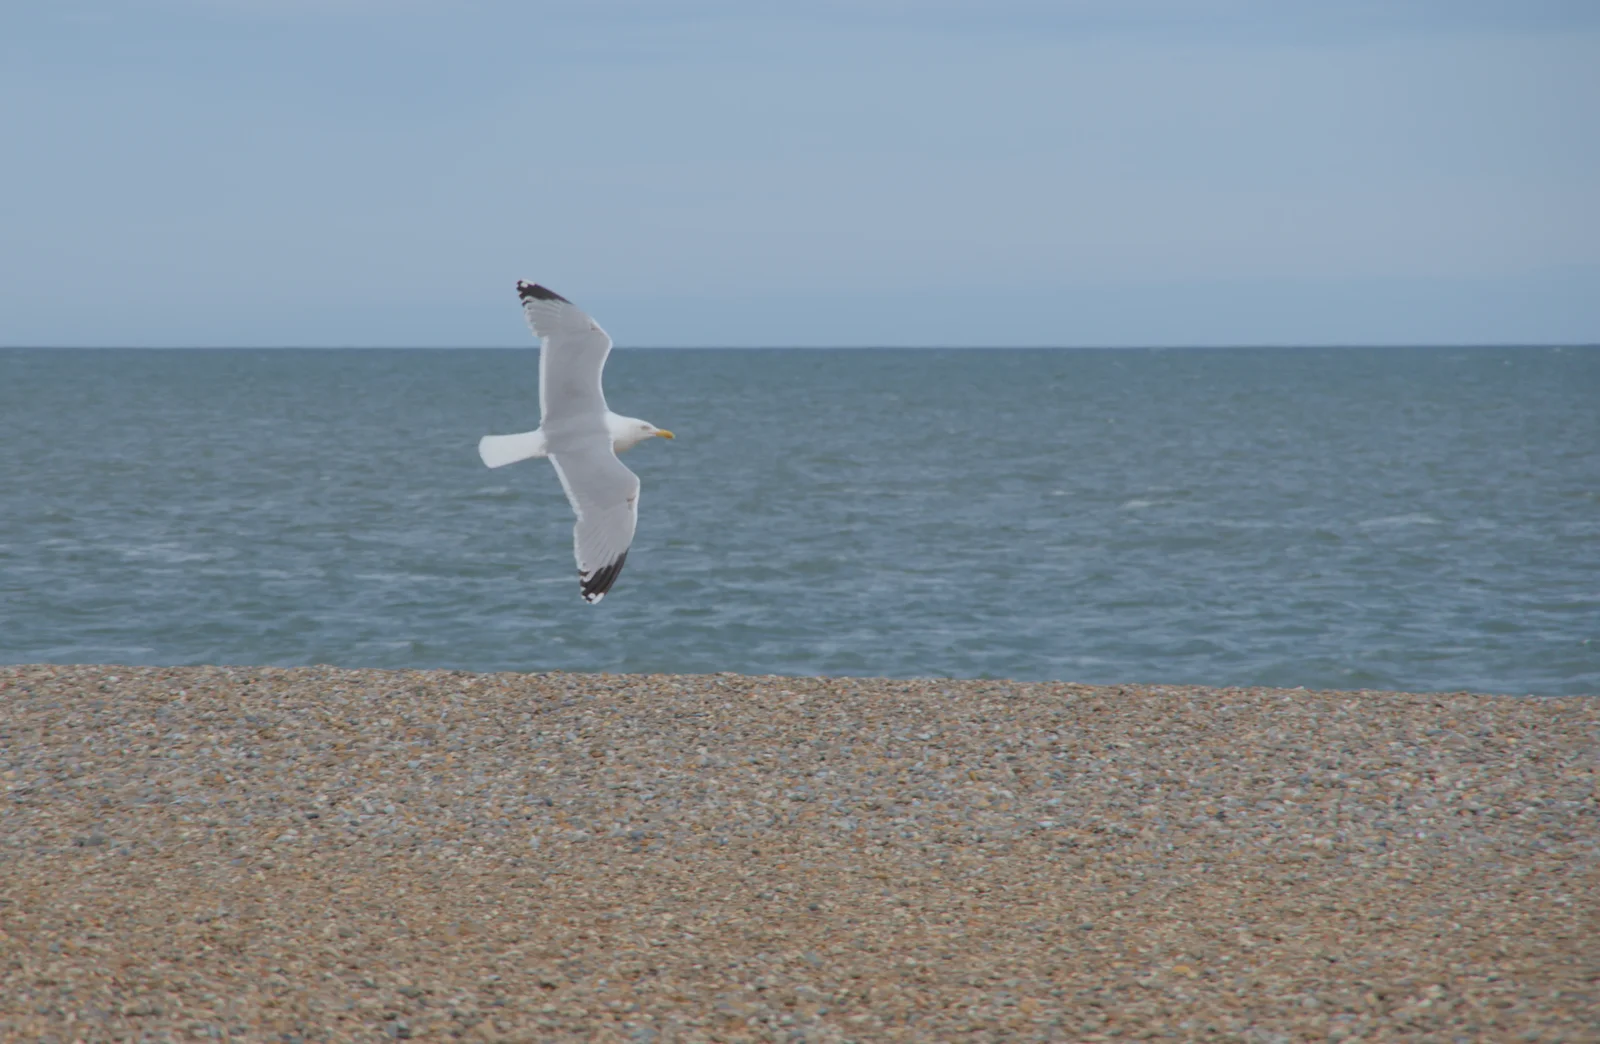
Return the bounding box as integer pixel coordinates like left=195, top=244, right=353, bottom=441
left=478, top=282, right=674, bottom=603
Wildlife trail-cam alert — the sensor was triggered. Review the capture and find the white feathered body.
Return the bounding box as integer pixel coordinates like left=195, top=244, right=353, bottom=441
left=478, top=412, right=661, bottom=468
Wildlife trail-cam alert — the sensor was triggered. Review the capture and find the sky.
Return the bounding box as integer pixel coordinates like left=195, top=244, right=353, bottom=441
left=2, top=1, right=1597, bottom=347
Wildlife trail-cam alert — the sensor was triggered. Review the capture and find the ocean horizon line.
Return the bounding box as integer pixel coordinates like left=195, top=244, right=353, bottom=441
left=5, top=342, right=1598, bottom=352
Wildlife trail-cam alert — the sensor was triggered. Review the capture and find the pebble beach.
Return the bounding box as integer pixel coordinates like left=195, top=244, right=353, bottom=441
left=1, top=664, right=1594, bottom=1042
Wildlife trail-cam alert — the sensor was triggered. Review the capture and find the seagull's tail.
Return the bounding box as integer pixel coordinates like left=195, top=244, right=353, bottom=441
left=478, top=430, right=548, bottom=468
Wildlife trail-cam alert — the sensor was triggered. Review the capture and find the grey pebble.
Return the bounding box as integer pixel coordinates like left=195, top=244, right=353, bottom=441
left=0, top=663, right=1595, bottom=1042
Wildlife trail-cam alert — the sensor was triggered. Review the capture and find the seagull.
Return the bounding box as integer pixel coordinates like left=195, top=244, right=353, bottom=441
left=478, top=282, right=674, bottom=603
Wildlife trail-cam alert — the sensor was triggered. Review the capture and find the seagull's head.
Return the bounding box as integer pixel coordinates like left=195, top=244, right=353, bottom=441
left=608, top=414, right=675, bottom=453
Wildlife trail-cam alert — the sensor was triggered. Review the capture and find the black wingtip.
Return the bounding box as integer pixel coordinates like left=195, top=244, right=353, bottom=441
left=579, top=551, right=628, bottom=603
left=517, top=281, right=571, bottom=304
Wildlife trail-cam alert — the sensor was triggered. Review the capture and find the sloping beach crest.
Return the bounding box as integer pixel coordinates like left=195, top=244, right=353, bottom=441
left=2, top=665, right=1594, bottom=1041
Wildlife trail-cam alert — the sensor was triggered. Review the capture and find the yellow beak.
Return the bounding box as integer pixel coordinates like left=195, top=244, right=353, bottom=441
left=655, top=429, right=675, bottom=439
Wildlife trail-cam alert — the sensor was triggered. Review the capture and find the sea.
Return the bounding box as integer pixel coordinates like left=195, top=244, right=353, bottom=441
left=2, top=346, right=1596, bottom=696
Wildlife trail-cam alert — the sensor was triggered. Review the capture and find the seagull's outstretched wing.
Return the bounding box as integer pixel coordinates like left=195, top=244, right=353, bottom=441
left=518, top=281, right=612, bottom=427
left=548, top=440, right=640, bottom=604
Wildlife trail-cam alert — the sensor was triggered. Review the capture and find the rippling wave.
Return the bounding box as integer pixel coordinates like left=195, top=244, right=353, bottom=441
left=2, top=346, right=1596, bottom=694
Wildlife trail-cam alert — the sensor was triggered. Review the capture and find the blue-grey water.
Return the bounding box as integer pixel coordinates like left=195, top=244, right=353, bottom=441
left=2, top=347, right=1596, bottom=695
